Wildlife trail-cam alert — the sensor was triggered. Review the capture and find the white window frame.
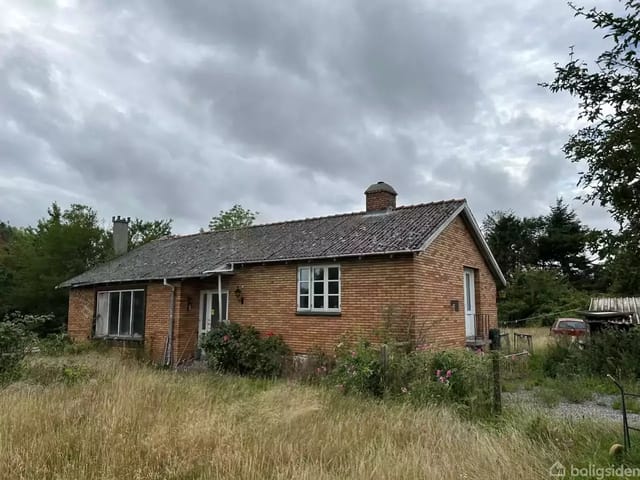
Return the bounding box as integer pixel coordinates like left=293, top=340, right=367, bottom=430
left=95, top=289, right=145, bottom=339
left=297, top=265, right=341, bottom=313
left=199, top=290, right=229, bottom=335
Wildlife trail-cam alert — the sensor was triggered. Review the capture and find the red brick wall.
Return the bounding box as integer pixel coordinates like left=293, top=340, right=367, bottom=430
left=67, top=288, right=94, bottom=341
left=143, top=283, right=172, bottom=362
left=365, top=191, right=396, bottom=211
left=67, top=213, right=499, bottom=363
left=67, top=282, right=174, bottom=363
left=172, top=256, right=415, bottom=359
left=414, top=215, right=498, bottom=348
left=173, top=282, right=200, bottom=364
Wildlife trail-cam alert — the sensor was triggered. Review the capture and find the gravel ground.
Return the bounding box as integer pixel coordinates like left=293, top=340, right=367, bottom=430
left=504, top=390, right=640, bottom=423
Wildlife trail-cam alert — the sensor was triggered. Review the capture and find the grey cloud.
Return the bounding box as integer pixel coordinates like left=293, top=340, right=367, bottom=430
left=0, top=0, right=614, bottom=235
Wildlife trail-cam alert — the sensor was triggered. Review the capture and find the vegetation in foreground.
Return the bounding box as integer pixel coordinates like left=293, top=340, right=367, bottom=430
left=0, top=350, right=638, bottom=480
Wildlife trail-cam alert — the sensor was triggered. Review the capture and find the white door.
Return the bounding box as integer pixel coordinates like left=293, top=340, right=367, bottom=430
left=463, top=268, right=476, bottom=337
left=198, top=290, right=229, bottom=337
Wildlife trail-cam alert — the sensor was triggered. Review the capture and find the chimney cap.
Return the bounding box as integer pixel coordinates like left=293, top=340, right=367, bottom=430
left=364, top=181, right=397, bottom=196
left=112, top=216, right=131, bottom=224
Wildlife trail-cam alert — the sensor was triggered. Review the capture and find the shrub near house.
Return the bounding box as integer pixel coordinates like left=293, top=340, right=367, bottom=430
left=200, top=323, right=290, bottom=378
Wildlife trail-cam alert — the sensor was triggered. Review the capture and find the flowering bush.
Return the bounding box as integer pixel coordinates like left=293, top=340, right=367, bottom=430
left=329, top=340, right=385, bottom=396
left=200, top=323, right=290, bottom=378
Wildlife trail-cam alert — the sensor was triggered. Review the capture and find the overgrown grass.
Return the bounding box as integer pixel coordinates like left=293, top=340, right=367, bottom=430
left=501, top=327, right=640, bottom=407
left=0, top=352, right=636, bottom=479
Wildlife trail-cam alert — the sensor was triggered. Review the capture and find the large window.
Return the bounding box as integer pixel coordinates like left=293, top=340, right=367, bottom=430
left=95, top=289, right=145, bottom=339
left=298, top=265, right=340, bottom=313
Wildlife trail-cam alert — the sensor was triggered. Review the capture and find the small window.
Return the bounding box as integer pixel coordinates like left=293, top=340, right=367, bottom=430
left=298, top=265, right=340, bottom=313
left=96, top=289, right=145, bottom=339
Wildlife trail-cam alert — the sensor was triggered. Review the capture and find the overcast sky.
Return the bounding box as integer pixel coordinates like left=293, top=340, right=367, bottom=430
left=0, top=0, right=620, bottom=234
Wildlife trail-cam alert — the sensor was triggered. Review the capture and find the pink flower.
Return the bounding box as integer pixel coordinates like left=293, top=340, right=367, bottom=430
left=351, top=351, right=357, bottom=358
left=222, top=335, right=230, bottom=343
left=435, top=369, right=441, bottom=377
left=439, top=376, right=446, bottom=383
left=266, top=331, right=274, bottom=337
left=446, top=370, right=452, bottom=378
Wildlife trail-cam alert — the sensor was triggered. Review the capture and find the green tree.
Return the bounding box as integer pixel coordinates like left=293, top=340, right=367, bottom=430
left=482, top=211, right=544, bottom=280
left=208, top=205, right=258, bottom=231
left=537, top=198, right=592, bottom=283
left=0, top=222, right=15, bottom=317
left=128, top=218, right=173, bottom=249
left=3, top=203, right=109, bottom=332
left=498, top=270, right=590, bottom=326
left=544, top=0, right=640, bottom=291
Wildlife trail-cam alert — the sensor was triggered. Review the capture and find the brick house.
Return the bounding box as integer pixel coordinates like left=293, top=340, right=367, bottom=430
left=60, top=182, right=506, bottom=364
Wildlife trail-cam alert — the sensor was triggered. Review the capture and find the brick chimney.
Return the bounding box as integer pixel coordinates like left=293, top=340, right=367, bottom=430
left=112, top=216, right=130, bottom=256
left=365, top=181, right=397, bottom=212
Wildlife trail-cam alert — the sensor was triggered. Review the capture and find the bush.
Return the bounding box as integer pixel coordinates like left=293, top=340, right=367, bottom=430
left=37, top=333, right=72, bottom=355
left=326, top=341, right=495, bottom=417
left=538, top=328, right=640, bottom=380
left=200, top=323, right=291, bottom=378
left=0, top=312, right=47, bottom=383
left=329, top=340, right=385, bottom=396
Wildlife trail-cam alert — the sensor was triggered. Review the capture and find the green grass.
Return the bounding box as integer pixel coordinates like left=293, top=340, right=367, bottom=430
left=613, top=398, right=640, bottom=414
left=0, top=351, right=638, bottom=479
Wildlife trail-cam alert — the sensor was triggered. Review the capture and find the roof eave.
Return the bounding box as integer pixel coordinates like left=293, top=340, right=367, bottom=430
left=419, top=202, right=507, bottom=287
left=58, top=251, right=419, bottom=288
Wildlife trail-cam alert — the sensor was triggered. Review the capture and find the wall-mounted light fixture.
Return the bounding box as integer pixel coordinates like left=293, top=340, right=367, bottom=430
left=187, top=296, right=193, bottom=311
left=234, top=285, right=245, bottom=304
left=450, top=300, right=459, bottom=312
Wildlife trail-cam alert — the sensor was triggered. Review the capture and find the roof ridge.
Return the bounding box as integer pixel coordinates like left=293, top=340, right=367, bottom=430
left=169, top=198, right=467, bottom=240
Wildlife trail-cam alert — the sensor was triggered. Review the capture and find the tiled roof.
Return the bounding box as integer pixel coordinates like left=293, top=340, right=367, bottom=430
left=60, top=200, right=467, bottom=287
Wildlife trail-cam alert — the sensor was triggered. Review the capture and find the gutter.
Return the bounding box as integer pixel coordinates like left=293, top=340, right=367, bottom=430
left=202, top=263, right=235, bottom=275
left=163, top=278, right=177, bottom=366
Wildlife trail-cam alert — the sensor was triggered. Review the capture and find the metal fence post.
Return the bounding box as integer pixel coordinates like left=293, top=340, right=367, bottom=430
left=608, top=374, right=631, bottom=450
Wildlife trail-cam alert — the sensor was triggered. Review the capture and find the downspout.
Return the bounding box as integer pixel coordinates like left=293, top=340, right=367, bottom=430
left=163, top=278, right=177, bottom=366
left=218, top=274, right=223, bottom=324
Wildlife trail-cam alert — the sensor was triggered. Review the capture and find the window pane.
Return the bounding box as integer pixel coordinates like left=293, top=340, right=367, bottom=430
left=95, top=292, right=109, bottom=336
left=313, top=296, right=324, bottom=309
left=201, top=294, right=207, bottom=331
left=313, top=281, right=324, bottom=294
left=313, top=267, right=324, bottom=281
left=211, top=295, right=221, bottom=326
left=328, top=267, right=339, bottom=280
left=222, top=293, right=228, bottom=321
left=119, top=291, right=132, bottom=336
left=132, top=291, right=145, bottom=337
left=328, top=295, right=339, bottom=309
left=299, top=281, right=309, bottom=295
left=299, top=296, right=309, bottom=309
left=328, top=281, right=339, bottom=294
left=299, top=267, right=309, bottom=282
left=108, top=292, right=120, bottom=335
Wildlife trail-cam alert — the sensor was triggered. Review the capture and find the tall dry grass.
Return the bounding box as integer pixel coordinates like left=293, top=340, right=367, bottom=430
left=0, top=353, right=568, bottom=479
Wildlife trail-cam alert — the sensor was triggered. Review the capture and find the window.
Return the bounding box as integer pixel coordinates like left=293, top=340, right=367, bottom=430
left=298, top=265, right=340, bottom=312
left=95, top=289, right=145, bottom=339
